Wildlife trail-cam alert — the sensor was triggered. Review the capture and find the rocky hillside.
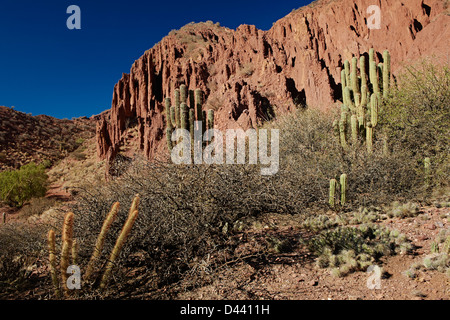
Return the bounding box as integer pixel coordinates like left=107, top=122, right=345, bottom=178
left=0, top=106, right=97, bottom=171
left=96, top=0, right=449, bottom=164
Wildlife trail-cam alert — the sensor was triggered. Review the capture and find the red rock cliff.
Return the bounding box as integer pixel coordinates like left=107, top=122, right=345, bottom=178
left=96, top=0, right=449, bottom=163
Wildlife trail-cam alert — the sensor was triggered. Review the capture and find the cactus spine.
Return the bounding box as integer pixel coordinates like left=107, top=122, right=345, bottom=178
left=340, top=174, right=347, bottom=205
left=329, top=179, right=337, bottom=207
left=100, top=195, right=140, bottom=291
left=85, top=202, right=120, bottom=281
left=60, top=212, right=74, bottom=296
left=48, top=229, right=60, bottom=298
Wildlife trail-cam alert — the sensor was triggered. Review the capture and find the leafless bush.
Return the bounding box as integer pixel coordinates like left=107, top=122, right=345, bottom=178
left=72, top=157, right=278, bottom=295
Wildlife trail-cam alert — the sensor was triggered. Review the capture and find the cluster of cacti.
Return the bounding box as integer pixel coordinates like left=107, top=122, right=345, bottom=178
left=47, top=194, right=140, bottom=298
left=306, top=224, right=412, bottom=277
left=165, top=85, right=215, bottom=154
left=336, top=48, right=391, bottom=153
left=328, top=173, right=347, bottom=208
left=404, top=229, right=449, bottom=278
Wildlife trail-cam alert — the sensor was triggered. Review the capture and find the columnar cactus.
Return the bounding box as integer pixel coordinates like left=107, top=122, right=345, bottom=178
left=60, top=212, right=74, bottom=295
left=329, top=179, right=337, bottom=207
left=100, top=195, right=140, bottom=291
left=174, top=89, right=181, bottom=128
left=344, top=60, right=351, bottom=88
left=180, top=84, right=188, bottom=104
left=360, top=55, right=367, bottom=91
left=85, top=202, right=120, bottom=281
left=351, top=57, right=359, bottom=95
left=351, top=115, right=358, bottom=143
left=339, top=119, right=348, bottom=149
left=180, top=103, right=188, bottom=131
left=340, top=174, right=347, bottom=205
left=366, top=122, right=373, bottom=154
left=47, top=229, right=60, bottom=298
left=370, top=93, right=379, bottom=127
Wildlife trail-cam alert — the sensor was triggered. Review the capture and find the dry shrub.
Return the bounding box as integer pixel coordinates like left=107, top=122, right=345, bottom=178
left=265, top=107, right=420, bottom=211
left=379, top=59, right=450, bottom=190
left=0, top=221, right=49, bottom=298
left=72, top=157, right=276, bottom=295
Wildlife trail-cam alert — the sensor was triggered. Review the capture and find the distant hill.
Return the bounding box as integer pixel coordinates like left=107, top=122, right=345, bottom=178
left=0, top=106, right=97, bottom=171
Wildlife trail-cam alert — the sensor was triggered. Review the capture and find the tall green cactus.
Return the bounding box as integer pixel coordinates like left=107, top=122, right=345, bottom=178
left=351, top=115, right=358, bottom=143
left=366, top=122, right=373, bottom=154
left=174, top=89, right=181, bottom=128
left=329, top=179, right=337, bottom=208
left=351, top=57, right=359, bottom=95
left=180, top=103, right=188, bottom=131
left=344, top=60, right=351, bottom=88
left=180, top=84, right=188, bottom=104
left=340, top=174, right=347, bottom=205
left=360, top=55, right=367, bottom=91
left=370, top=93, right=379, bottom=127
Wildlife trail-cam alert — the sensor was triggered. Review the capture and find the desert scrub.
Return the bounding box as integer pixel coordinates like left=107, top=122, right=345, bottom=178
left=302, top=214, right=339, bottom=232
left=0, top=220, right=49, bottom=298
left=72, top=157, right=280, bottom=296
left=386, top=201, right=421, bottom=218
left=378, top=59, right=450, bottom=191
left=346, top=206, right=385, bottom=224
left=264, top=107, right=421, bottom=211
left=304, top=224, right=412, bottom=277
left=404, top=229, right=450, bottom=278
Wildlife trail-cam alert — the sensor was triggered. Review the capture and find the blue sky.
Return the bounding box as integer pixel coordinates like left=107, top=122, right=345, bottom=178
left=0, top=0, right=312, bottom=119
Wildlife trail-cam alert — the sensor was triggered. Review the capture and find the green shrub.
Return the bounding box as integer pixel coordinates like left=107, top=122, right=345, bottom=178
left=378, top=59, right=450, bottom=190
left=0, top=162, right=48, bottom=207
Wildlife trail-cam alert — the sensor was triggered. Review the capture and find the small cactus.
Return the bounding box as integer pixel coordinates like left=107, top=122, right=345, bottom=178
left=47, top=229, right=61, bottom=298
left=340, top=174, right=347, bottom=205
left=60, top=212, right=74, bottom=296
left=366, top=122, right=373, bottom=154
left=100, top=196, right=140, bottom=291
left=85, top=202, right=120, bottom=281
left=329, top=179, right=337, bottom=207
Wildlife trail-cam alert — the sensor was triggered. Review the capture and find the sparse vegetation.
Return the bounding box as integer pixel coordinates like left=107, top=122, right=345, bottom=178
left=0, top=162, right=48, bottom=207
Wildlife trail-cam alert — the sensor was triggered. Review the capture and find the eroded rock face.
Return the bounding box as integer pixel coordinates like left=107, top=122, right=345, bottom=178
left=96, top=0, right=449, bottom=162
